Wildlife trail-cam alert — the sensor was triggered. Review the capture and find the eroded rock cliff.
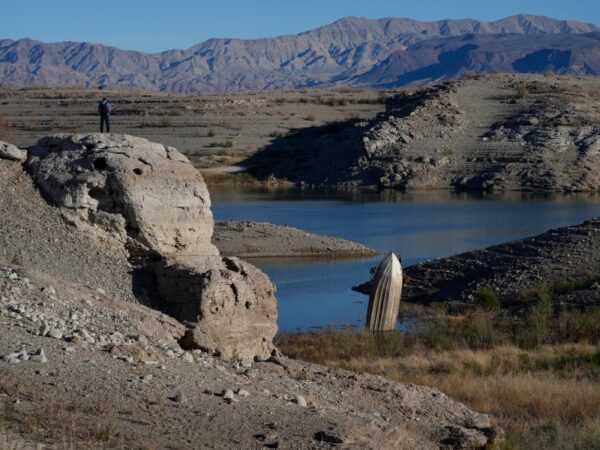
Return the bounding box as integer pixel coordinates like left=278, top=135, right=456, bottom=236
left=27, top=134, right=277, bottom=360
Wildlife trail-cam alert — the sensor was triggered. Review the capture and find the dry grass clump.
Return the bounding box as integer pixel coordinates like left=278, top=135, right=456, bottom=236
left=277, top=304, right=600, bottom=450
left=1, top=368, right=123, bottom=448
left=25, top=396, right=120, bottom=447
left=200, top=171, right=260, bottom=186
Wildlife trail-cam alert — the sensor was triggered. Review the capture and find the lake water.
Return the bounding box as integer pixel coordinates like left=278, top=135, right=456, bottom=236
left=210, top=187, right=600, bottom=332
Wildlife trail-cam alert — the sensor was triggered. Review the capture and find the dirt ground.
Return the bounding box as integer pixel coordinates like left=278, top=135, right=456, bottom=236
left=0, top=87, right=388, bottom=169
left=213, top=221, right=377, bottom=258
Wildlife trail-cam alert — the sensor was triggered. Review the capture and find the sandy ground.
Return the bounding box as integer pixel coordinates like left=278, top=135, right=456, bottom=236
left=213, top=221, right=377, bottom=258
left=0, top=87, right=387, bottom=169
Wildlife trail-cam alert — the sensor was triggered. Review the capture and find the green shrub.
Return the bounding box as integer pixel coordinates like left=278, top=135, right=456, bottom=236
left=208, top=141, right=233, bottom=148
left=520, top=295, right=553, bottom=348
left=475, top=287, right=501, bottom=310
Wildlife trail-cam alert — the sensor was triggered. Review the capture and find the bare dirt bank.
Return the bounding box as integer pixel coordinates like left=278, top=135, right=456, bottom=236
left=213, top=221, right=378, bottom=258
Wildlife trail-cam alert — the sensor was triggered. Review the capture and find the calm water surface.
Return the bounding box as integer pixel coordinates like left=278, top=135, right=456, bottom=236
left=210, top=187, right=600, bottom=332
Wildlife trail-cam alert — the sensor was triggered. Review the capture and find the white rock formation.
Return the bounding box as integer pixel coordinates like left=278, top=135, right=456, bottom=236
left=27, top=134, right=277, bottom=360
left=0, top=140, right=26, bottom=162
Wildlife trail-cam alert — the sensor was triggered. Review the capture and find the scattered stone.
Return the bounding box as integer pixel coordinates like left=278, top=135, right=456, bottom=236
left=2, top=355, right=20, bottom=364
left=294, top=395, right=307, bottom=407
left=181, top=352, right=194, bottom=363
left=236, top=388, right=250, bottom=397
left=48, top=328, right=63, bottom=339
left=141, top=374, right=153, bottom=383
left=173, top=392, right=187, bottom=404
left=30, top=349, right=47, bottom=363
left=222, top=389, right=234, bottom=403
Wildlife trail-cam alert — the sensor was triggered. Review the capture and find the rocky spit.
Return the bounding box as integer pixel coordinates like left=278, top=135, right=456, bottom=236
left=213, top=220, right=378, bottom=258
left=247, top=74, right=600, bottom=192
left=0, top=136, right=498, bottom=449
left=404, top=218, right=600, bottom=307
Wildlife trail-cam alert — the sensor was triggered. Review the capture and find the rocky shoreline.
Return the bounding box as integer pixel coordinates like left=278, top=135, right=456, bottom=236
left=404, top=218, right=600, bottom=308
left=0, top=264, right=498, bottom=449
left=213, top=220, right=378, bottom=258
left=0, top=136, right=498, bottom=449
left=246, top=74, right=600, bottom=192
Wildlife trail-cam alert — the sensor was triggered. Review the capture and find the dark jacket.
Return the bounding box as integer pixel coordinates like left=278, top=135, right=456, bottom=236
left=98, top=100, right=112, bottom=116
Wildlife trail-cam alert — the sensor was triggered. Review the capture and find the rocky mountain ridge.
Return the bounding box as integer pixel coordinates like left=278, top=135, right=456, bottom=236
left=0, top=15, right=598, bottom=92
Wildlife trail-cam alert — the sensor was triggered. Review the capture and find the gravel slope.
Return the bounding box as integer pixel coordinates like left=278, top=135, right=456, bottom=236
left=404, top=218, right=600, bottom=307
left=0, top=265, right=498, bottom=449
left=0, top=159, right=135, bottom=303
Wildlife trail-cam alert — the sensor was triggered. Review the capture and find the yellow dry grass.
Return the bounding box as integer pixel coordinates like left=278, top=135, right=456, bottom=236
left=280, top=335, right=600, bottom=449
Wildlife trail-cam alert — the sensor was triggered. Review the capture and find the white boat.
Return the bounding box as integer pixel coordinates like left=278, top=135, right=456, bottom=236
left=366, top=252, right=403, bottom=331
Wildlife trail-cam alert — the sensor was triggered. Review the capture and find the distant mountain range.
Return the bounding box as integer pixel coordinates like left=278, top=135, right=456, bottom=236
left=1, top=15, right=599, bottom=92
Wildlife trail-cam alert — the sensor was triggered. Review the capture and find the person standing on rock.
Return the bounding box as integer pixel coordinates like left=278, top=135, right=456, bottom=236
left=98, top=97, right=112, bottom=133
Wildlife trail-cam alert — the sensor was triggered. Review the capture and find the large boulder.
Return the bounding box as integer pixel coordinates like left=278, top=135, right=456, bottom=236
left=27, top=134, right=277, bottom=360
left=27, top=134, right=217, bottom=261
left=0, top=140, right=26, bottom=162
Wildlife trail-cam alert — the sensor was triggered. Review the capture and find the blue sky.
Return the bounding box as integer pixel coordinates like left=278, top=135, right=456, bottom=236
left=2, top=0, right=599, bottom=52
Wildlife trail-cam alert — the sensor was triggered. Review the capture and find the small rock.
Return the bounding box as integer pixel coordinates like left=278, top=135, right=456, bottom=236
left=2, top=355, right=20, bottom=364
left=41, top=286, right=56, bottom=297
left=181, top=352, right=194, bottom=363
left=137, top=334, right=148, bottom=347
left=39, top=324, right=50, bottom=336
left=48, top=328, right=63, bottom=340
left=236, top=388, right=250, bottom=397
left=174, top=392, right=187, bottom=404
left=0, top=141, right=26, bottom=162
left=222, top=389, right=234, bottom=402
left=294, top=395, right=307, bottom=407
left=30, top=349, right=47, bottom=363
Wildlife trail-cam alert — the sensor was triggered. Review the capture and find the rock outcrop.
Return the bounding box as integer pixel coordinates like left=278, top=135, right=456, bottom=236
left=27, top=134, right=277, bottom=360
left=404, top=218, right=600, bottom=307
left=0, top=140, right=26, bottom=162
left=246, top=74, right=600, bottom=192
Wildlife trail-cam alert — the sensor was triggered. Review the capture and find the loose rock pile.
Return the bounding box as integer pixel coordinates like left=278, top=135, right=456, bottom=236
left=404, top=218, right=600, bottom=306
